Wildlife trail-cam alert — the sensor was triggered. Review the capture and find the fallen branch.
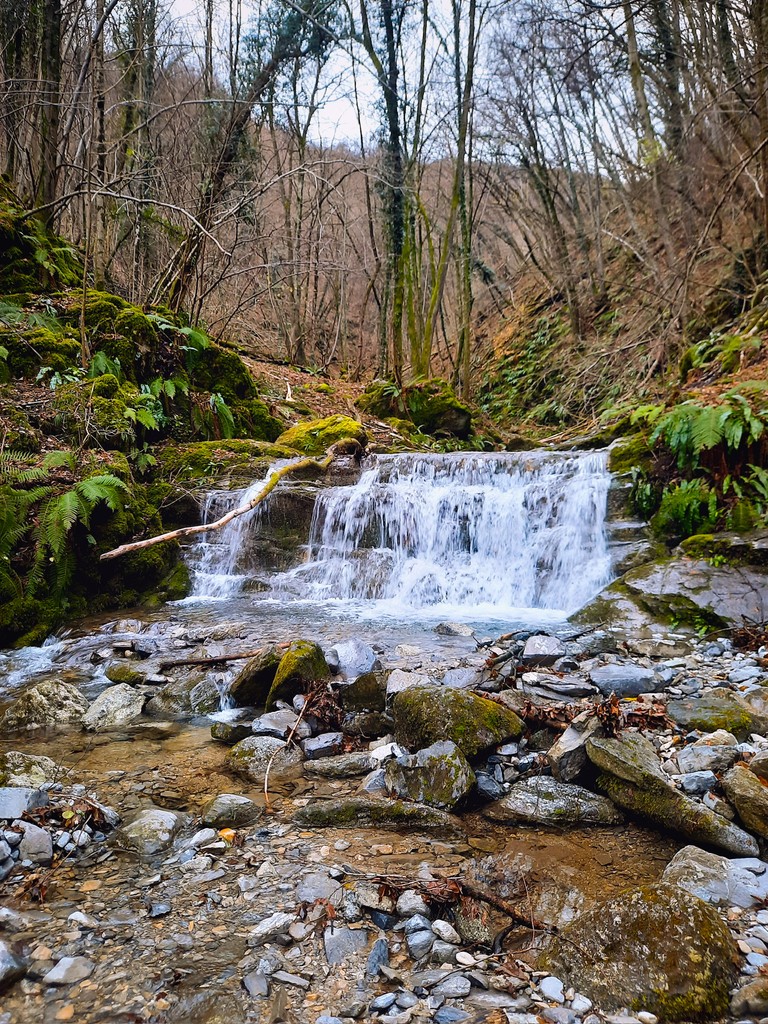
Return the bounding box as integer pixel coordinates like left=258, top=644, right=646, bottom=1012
left=100, top=447, right=343, bottom=561
left=158, top=642, right=290, bottom=671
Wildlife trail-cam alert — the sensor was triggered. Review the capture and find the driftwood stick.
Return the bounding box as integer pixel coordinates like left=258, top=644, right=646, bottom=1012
left=458, top=880, right=553, bottom=934
left=158, top=641, right=290, bottom=671
left=100, top=450, right=337, bottom=561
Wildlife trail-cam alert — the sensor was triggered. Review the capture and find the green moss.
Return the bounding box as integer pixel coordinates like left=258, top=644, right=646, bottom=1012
left=106, top=663, right=146, bottom=686
left=265, top=640, right=331, bottom=711
left=189, top=344, right=256, bottom=403
left=667, top=688, right=768, bottom=740
left=2, top=326, right=80, bottom=378
left=609, top=435, right=654, bottom=475
left=339, top=671, right=387, bottom=712
left=406, top=378, right=473, bottom=438
left=231, top=397, right=283, bottom=441
left=357, top=380, right=408, bottom=419
left=153, top=439, right=296, bottom=483
left=293, top=797, right=462, bottom=835
left=276, top=414, right=367, bottom=455
left=0, top=181, right=82, bottom=292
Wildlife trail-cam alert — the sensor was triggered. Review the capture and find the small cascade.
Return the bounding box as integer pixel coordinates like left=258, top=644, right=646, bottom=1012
left=187, top=450, right=613, bottom=618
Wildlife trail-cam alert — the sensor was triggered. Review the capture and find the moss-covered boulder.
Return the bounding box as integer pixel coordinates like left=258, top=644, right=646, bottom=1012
left=293, top=796, right=463, bottom=835
left=1, top=326, right=81, bottom=379
left=543, top=883, right=739, bottom=1021
left=188, top=343, right=256, bottom=403
left=105, top=663, right=147, bottom=686
left=228, top=645, right=284, bottom=707
left=608, top=435, right=655, bottom=476
left=0, top=180, right=81, bottom=293
left=145, top=676, right=220, bottom=718
left=0, top=750, right=63, bottom=787
left=153, top=439, right=296, bottom=484
left=667, top=688, right=768, bottom=741
left=338, top=671, right=387, bottom=712
left=230, top=397, right=283, bottom=441
left=265, top=640, right=331, bottom=711
left=721, top=765, right=768, bottom=839
left=227, top=734, right=304, bottom=780
left=406, top=378, right=472, bottom=438
left=384, top=740, right=476, bottom=810
left=277, top=415, right=367, bottom=456
left=392, top=686, right=524, bottom=760
left=1, top=679, right=90, bottom=730
left=586, top=732, right=759, bottom=856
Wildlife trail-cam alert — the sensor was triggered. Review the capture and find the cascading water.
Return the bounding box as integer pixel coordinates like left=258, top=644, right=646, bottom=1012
left=187, top=449, right=613, bottom=619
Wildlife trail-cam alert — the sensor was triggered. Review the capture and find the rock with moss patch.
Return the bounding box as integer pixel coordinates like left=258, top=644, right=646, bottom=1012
left=294, top=796, right=463, bottom=835
left=228, top=645, right=283, bottom=707
left=146, top=675, right=220, bottom=718
left=721, top=765, right=768, bottom=838
left=227, top=735, right=304, bottom=780
left=265, top=640, right=331, bottom=711
left=667, top=688, right=768, bottom=741
left=276, top=415, right=367, bottom=456
left=0, top=751, right=63, bottom=787
left=105, top=663, right=147, bottom=686
left=392, top=686, right=524, bottom=760
left=484, top=775, right=623, bottom=827
left=1, top=680, right=90, bottom=730
left=544, top=882, right=739, bottom=1022
left=586, top=732, right=759, bottom=856
left=384, top=741, right=476, bottom=810
left=117, top=807, right=185, bottom=857
left=338, top=671, right=387, bottom=712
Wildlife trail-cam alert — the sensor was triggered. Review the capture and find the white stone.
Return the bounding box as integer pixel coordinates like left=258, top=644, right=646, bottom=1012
left=539, top=976, right=565, bottom=1003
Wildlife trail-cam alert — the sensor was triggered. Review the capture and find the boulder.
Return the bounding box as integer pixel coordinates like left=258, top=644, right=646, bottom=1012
left=228, top=645, right=283, bottom=706
left=145, top=675, right=220, bottom=717
left=16, top=820, right=52, bottom=865
left=301, top=732, right=344, bottom=759
left=384, top=741, right=476, bottom=810
left=392, top=686, right=524, bottom=760
left=265, top=641, right=331, bottom=711
left=82, top=683, right=146, bottom=731
left=484, top=776, right=623, bottom=827
left=667, top=688, right=768, bottom=740
left=326, top=638, right=379, bottom=678
left=722, top=765, right=768, bottom=838
left=252, top=709, right=311, bottom=740
left=675, top=742, right=739, bottom=775
left=586, top=732, right=759, bottom=856
left=227, top=735, right=304, bottom=780
left=210, top=719, right=252, bottom=744
left=339, top=672, right=387, bottom=711
left=105, top=663, right=147, bottom=686
left=0, top=939, right=26, bottom=993
left=544, top=883, right=739, bottom=1021
left=0, top=787, right=48, bottom=820
left=303, top=752, right=373, bottom=778
left=276, top=415, right=368, bottom=455
left=199, top=793, right=261, bottom=829
left=386, top=668, right=436, bottom=699
left=294, top=797, right=463, bottom=836
left=588, top=662, right=657, bottom=697
left=521, top=635, right=566, bottom=666
left=117, top=808, right=185, bottom=856
left=662, top=845, right=768, bottom=908
left=547, top=712, right=603, bottom=783
left=0, top=751, right=62, bottom=787
left=1, top=679, right=89, bottom=730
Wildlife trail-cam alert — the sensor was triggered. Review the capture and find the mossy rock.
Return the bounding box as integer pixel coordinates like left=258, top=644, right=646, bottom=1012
left=230, top=397, right=283, bottom=441
left=265, top=640, right=331, bottom=711
left=145, top=675, right=220, bottom=718
left=105, top=663, right=146, bottom=686
left=356, top=380, right=408, bottom=419
left=608, top=434, right=655, bottom=475
left=392, top=686, right=524, bottom=760
left=1, top=679, right=90, bottom=730
left=0, top=596, right=62, bottom=648
left=0, top=750, right=62, bottom=787
left=153, top=439, right=296, bottom=483
left=0, top=182, right=82, bottom=292
left=276, top=415, right=368, bottom=455
left=229, top=645, right=284, bottom=706
left=543, top=883, right=739, bottom=1022
left=667, top=688, right=768, bottom=741
left=293, top=796, right=463, bottom=836
left=338, top=671, right=387, bottom=712
left=227, top=734, right=304, bottom=779
left=189, top=344, right=256, bottom=403
left=406, top=379, right=473, bottom=438
left=2, top=326, right=80, bottom=378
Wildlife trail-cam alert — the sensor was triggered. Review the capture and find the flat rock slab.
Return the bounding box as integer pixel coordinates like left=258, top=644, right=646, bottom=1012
left=662, top=845, right=768, bottom=908
left=588, top=663, right=657, bottom=697
left=43, top=956, right=94, bottom=985
left=0, top=787, right=48, bottom=820
left=484, top=776, right=623, bottom=827
left=294, top=797, right=464, bottom=836
left=667, top=688, right=768, bottom=741
left=323, top=925, right=369, bottom=964
left=303, top=752, right=373, bottom=778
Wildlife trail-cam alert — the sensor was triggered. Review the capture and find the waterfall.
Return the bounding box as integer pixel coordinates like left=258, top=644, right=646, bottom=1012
left=188, top=450, right=613, bottom=617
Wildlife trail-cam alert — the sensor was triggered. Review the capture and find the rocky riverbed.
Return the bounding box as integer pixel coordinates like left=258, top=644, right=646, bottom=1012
left=2, top=613, right=768, bottom=1024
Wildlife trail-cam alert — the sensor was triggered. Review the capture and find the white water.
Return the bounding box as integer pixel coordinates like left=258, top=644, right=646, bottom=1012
left=187, top=450, right=613, bottom=619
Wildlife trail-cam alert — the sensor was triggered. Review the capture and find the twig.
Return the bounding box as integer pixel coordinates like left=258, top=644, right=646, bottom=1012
left=264, top=697, right=311, bottom=814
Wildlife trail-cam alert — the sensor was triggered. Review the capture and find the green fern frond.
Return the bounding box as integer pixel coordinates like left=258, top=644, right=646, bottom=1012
left=42, top=450, right=76, bottom=472
left=75, top=475, right=127, bottom=512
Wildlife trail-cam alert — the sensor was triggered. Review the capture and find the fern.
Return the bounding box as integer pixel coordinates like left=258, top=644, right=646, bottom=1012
left=651, top=479, right=718, bottom=539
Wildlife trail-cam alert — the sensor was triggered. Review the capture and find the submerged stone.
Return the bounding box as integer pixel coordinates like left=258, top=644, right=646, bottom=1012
left=293, top=796, right=463, bottom=836
left=484, top=776, right=623, bottom=827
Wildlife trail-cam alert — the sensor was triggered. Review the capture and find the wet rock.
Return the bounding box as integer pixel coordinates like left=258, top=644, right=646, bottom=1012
left=146, top=675, right=219, bottom=717
left=722, top=765, right=768, bottom=838
left=16, top=820, right=52, bottom=865
left=82, top=683, right=146, bottom=731
left=227, top=735, right=304, bottom=780
left=675, top=742, right=740, bottom=774
left=522, top=635, right=566, bottom=667
left=667, top=687, right=768, bottom=741
left=386, top=669, right=436, bottom=699
left=294, top=797, right=463, bottom=835
left=303, top=752, right=373, bottom=778
left=248, top=911, right=295, bottom=946
left=433, top=1010, right=470, bottom=1024
left=588, top=663, right=656, bottom=698
left=547, top=712, right=603, bottom=783
left=384, top=740, right=476, bottom=810
left=243, top=970, right=269, bottom=997
left=360, top=768, right=387, bottom=794
left=0, top=940, right=26, bottom=993
left=199, top=793, right=261, bottom=829
left=731, top=976, right=768, bottom=1018
left=586, top=732, right=759, bottom=856
left=323, top=924, right=369, bottom=963
left=662, top=845, right=768, bottom=907
left=392, top=686, right=524, bottom=759
left=105, top=662, right=147, bottom=686
left=302, top=732, right=344, bottom=759
left=229, top=645, right=283, bottom=706
left=327, top=638, right=379, bottom=677
left=0, top=751, right=62, bottom=787
left=210, top=719, right=253, bottom=744
left=339, top=671, right=387, bottom=711
left=0, top=787, right=48, bottom=820
left=545, top=883, right=739, bottom=1021
left=485, top=776, right=623, bottom=827
left=252, top=709, right=311, bottom=740
left=117, top=808, right=185, bottom=856
left=1, top=679, right=89, bottom=730
left=43, top=956, right=95, bottom=985
left=265, top=640, right=331, bottom=711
